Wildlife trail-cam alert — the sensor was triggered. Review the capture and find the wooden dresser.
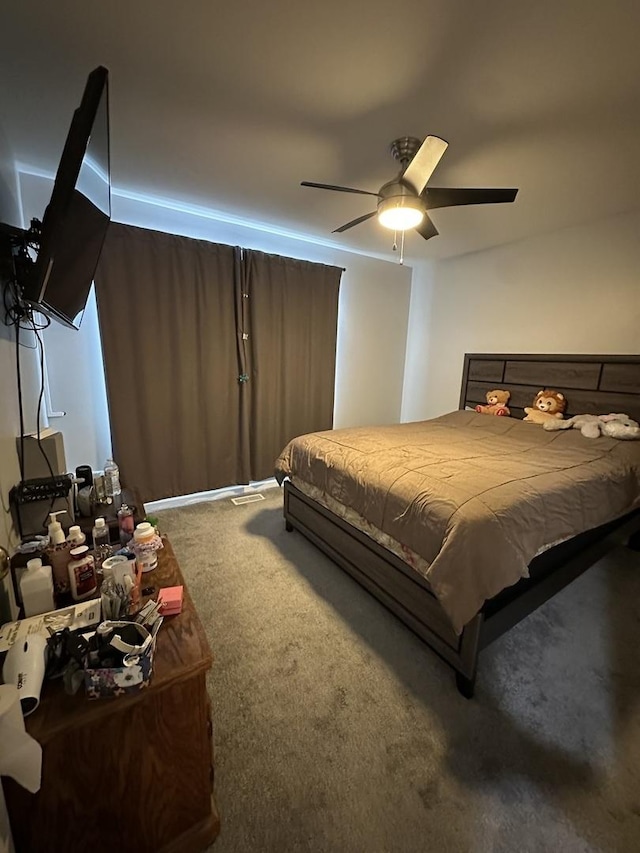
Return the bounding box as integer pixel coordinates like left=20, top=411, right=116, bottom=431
left=3, top=537, right=220, bottom=853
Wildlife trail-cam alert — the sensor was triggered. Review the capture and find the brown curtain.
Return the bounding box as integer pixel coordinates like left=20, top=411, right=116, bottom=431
left=95, top=227, right=342, bottom=500
left=242, top=250, right=342, bottom=479
left=95, top=224, right=243, bottom=501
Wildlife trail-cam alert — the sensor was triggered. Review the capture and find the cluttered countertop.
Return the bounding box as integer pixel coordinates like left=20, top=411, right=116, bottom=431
left=1, top=534, right=212, bottom=743
left=1, top=526, right=220, bottom=853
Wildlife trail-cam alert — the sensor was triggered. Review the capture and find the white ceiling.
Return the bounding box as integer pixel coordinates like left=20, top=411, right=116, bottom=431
left=2, top=1, right=640, bottom=265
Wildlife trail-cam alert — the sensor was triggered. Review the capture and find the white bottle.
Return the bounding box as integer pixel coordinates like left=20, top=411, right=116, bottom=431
left=104, top=458, right=121, bottom=497
left=45, top=510, right=72, bottom=595
left=20, top=558, right=55, bottom=617
left=92, top=517, right=112, bottom=570
left=133, top=521, right=159, bottom=572
left=67, top=525, right=86, bottom=547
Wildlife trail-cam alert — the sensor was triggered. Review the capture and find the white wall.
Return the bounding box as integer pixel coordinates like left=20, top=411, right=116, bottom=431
left=0, top=135, right=42, bottom=544
left=0, top=116, right=21, bottom=853
left=34, top=286, right=112, bottom=476
left=19, top=172, right=412, bottom=473
left=0, top=126, right=23, bottom=550
left=405, top=209, right=640, bottom=420
left=401, top=259, right=435, bottom=423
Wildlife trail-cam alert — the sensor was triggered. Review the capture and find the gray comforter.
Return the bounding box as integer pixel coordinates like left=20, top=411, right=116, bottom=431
left=275, top=411, right=640, bottom=633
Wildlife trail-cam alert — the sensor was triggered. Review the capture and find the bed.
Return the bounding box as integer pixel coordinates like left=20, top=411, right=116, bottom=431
left=275, top=353, right=640, bottom=697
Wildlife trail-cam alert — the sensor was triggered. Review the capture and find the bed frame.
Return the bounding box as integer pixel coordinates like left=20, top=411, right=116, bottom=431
left=283, top=353, right=640, bottom=698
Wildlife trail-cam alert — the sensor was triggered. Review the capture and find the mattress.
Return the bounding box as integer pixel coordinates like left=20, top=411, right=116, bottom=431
left=275, top=410, right=640, bottom=632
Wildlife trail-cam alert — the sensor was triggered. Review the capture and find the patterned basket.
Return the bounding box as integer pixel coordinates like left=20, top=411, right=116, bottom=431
left=84, top=621, right=155, bottom=699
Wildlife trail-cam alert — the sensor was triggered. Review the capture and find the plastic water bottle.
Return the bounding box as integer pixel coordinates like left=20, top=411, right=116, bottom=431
left=104, top=458, right=121, bottom=497
left=92, top=517, right=112, bottom=571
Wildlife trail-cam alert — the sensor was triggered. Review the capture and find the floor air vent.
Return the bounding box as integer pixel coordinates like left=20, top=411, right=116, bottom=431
left=231, top=493, right=265, bottom=506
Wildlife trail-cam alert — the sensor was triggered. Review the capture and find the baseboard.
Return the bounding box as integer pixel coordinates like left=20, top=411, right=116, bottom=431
left=147, top=477, right=279, bottom=512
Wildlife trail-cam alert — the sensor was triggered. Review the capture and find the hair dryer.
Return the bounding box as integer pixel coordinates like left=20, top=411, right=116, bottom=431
left=3, top=634, right=48, bottom=716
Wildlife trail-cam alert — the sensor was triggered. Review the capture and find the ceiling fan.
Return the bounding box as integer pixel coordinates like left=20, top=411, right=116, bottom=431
left=301, top=136, right=518, bottom=243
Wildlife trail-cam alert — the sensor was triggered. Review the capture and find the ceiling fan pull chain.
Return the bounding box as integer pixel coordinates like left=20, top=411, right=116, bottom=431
left=400, top=230, right=405, bottom=265
left=392, top=230, right=398, bottom=252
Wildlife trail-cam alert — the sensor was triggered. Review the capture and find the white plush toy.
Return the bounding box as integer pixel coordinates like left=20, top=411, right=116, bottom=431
left=544, top=412, right=640, bottom=439
left=599, top=413, right=640, bottom=440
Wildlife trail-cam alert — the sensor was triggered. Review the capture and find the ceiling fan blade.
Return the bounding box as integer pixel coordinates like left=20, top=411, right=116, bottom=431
left=415, top=213, right=439, bottom=241
left=423, top=187, right=518, bottom=210
left=401, top=136, right=449, bottom=194
left=301, top=181, right=379, bottom=197
left=332, top=211, right=377, bottom=233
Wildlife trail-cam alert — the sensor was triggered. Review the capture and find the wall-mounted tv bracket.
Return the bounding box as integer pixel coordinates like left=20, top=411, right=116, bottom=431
left=0, top=219, right=42, bottom=285
left=1, top=219, right=42, bottom=327
left=0, top=219, right=42, bottom=316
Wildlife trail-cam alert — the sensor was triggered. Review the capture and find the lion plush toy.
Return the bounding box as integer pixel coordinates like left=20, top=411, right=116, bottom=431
left=523, top=389, right=567, bottom=425
left=475, top=389, right=511, bottom=416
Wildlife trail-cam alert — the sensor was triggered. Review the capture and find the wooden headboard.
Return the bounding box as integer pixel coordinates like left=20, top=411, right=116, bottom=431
left=459, top=353, right=640, bottom=422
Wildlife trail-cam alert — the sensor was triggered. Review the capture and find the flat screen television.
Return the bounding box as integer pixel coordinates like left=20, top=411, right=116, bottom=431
left=21, top=65, right=111, bottom=329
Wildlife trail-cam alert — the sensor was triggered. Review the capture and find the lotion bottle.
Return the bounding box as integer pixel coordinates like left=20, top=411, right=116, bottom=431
left=67, top=545, right=97, bottom=602
left=20, top=558, right=55, bottom=617
left=45, top=510, right=72, bottom=596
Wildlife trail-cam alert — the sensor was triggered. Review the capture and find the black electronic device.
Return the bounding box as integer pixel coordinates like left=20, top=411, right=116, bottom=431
left=9, top=476, right=74, bottom=539
left=13, top=66, right=112, bottom=329
left=11, top=475, right=73, bottom=505
left=75, top=465, right=93, bottom=490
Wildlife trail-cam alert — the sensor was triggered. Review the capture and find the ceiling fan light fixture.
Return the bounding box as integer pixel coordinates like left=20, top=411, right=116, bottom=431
left=377, top=196, right=424, bottom=231
left=301, top=136, right=518, bottom=243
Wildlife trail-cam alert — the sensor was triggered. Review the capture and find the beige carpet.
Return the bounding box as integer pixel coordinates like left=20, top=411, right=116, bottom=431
left=156, top=487, right=640, bottom=853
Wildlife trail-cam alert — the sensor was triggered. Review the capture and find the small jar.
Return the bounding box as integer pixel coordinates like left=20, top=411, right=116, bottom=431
left=117, top=504, right=135, bottom=547
left=132, top=522, right=160, bottom=573
left=67, top=545, right=97, bottom=601
left=67, top=525, right=86, bottom=547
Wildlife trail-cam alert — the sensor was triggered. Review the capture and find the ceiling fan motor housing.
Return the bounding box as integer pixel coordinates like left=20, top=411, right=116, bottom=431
left=377, top=179, right=424, bottom=211
left=377, top=179, right=425, bottom=229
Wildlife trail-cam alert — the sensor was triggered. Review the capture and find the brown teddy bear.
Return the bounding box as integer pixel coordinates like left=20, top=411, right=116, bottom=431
left=475, top=389, right=511, bottom=416
left=523, top=389, right=567, bottom=424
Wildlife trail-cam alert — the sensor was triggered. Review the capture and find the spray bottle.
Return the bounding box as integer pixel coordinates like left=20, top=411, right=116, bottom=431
left=44, top=510, right=72, bottom=597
